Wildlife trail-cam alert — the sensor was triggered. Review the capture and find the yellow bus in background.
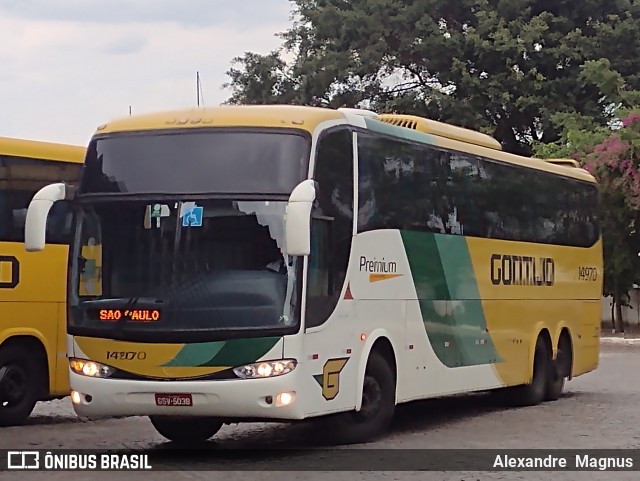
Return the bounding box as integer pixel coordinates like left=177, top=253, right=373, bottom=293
left=0, top=137, right=84, bottom=426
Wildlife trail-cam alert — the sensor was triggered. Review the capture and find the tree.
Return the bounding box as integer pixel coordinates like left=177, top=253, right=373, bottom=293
left=224, top=1, right=640, bottom=330
left=224, top=0, right=640, bottom=155
left=580, top=115, right=640, bottom=332
left=534, top=58, right=640, bottom=333
left=224, top=52, right=299, bottom=105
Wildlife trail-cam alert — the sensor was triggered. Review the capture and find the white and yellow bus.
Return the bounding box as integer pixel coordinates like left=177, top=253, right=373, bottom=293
left=24, top=106, right=602, bottom=443
left=0, top=136, right=84, bottom=426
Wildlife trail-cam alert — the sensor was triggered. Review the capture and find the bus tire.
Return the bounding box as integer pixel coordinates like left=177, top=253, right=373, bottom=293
left=512, top=336, right=550, bottom=406
left=149, top=416, right=223, bottom=443
left=0, top=344, right=41, bottom=426
left=328, top=351, right=395, bottom=445
left=546, top=334, right=571, bottom=401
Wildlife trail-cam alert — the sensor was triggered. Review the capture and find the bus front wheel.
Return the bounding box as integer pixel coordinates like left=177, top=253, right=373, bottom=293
left=327, top=351, right=396, bottom=445
left=149, top=416, right=223, bottom=443
left=0, top=344, right=41, bottom=426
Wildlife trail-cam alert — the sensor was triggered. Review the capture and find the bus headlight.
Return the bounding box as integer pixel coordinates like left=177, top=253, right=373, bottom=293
left=233, top=359, right=297, bottom=379
left=69, top=358, right=115, bottom=378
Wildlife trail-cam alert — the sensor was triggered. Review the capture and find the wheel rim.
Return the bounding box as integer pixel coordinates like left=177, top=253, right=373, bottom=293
left=354, top=375, right=382, bottom=421
left=0, top=364, right=29, bottom=408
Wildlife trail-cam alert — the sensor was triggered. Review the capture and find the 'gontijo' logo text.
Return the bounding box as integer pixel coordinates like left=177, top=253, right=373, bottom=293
left=359, top=256, right=402, bottom=282
left=490, top=254, right=555, bottom=286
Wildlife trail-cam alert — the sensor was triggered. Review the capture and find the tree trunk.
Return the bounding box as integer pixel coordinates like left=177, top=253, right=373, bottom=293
left=611, top=301, right=615, bottom=332
left=613, top=282, right=626, bottom=333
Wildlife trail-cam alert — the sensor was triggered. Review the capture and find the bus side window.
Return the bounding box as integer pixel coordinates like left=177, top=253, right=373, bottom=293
left=305, top=129, right=353, bottom=329
left=0, top=155, right=81, bottom=244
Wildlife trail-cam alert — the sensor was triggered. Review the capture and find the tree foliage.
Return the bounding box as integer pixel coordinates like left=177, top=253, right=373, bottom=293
left=224, top=1, right=640, bottom=330
left=534, top=55, right=640, bottom=332
left=224, top=0, right=640, bottom=155
left=579, top=115, right=640, bottom=332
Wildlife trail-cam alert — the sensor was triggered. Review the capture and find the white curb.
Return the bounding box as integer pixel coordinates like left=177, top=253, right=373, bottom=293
left=600, top=337, right=640, bottom=345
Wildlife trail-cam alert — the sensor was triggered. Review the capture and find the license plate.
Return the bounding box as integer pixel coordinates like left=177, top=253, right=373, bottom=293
left=154, top=393, right=193, bottom=407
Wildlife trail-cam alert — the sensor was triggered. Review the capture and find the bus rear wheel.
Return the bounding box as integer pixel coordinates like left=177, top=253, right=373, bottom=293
left=327, top=351, right=395, bottom=445
left=149, top=416, right=223, bottom=443
left=0, top=344, right=41, bottom=426
left=546, top=335, right=572, bottom=401
left=511, top=336, right=550, bottom=406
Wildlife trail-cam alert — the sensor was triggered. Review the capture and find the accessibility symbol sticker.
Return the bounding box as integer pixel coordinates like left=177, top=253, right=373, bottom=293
left=182, top=206, right=203, bottom=227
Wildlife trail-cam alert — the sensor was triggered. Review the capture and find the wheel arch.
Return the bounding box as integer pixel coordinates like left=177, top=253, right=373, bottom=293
left=556, top=327, right=574, bottom=379
left=0, top=333, right=51, bottom=398
left=354, top=330, right=398, bottom=411
left=525, top=324, right=552, bottom=383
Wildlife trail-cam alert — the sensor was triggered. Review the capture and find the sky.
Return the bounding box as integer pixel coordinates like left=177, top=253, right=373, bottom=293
left=0, top=0, right=293, bottom=146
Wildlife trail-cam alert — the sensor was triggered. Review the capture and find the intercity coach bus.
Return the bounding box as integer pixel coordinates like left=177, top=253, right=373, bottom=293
left=0, top=136, right=84, bottom=426
left=23, top=106, right=602, bottom=443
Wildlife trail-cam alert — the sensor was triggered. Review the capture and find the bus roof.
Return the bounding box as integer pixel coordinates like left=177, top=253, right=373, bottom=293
left=376, top=113, right=503, bottom=151
left=93, top=105, right=596, bottom=184
left=94, top=105, right=345, bottom=136
left=543, top=158, right=582, bottom=168
left=0, top=136, right=85, bottom=163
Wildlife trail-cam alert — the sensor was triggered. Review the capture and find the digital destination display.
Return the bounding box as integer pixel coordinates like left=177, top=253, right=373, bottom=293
left=94, top=309, right=161, bottom=322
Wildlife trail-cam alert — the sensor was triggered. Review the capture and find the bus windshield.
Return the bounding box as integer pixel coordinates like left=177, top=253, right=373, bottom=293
left=69, top=199, right=300, bottom=341
left=79, top=129, right=310, bottom=196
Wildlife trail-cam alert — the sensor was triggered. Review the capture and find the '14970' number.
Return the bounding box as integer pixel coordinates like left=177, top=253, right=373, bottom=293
left=578, top=267, right=598, bottom=281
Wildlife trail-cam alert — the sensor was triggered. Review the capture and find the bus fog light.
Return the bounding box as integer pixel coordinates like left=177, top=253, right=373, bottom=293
left=233, top=359, right=297, bottom=379
left=71, top=391, right=82, bottom=404
left=275, top=391, right=296, bottom=407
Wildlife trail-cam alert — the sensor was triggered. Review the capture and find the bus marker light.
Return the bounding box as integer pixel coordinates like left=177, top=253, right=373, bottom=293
left=360, top=333, right=367, bottom=341
left=312, top=354, right=318, bottom=360
left=346, top=348, right=352, bottom=354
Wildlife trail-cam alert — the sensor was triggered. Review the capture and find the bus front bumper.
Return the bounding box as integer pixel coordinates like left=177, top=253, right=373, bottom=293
left=69, top=370, right=306, bottom=421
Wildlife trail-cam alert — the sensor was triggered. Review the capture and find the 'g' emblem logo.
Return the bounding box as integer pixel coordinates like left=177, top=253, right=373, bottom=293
left=314, top=358, right=349, bottom=400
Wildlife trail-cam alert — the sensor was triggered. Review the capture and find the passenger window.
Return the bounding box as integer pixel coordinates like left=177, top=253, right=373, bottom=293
left=0, top=155, right=81, bottom=243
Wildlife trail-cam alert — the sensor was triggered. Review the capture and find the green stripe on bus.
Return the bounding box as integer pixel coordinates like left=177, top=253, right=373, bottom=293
left=200, top=337, right=281, bottom=367
left=401, top=230, right=450, bottom=300
left=435, top=235, right=500, bottom=365
left=162, top=341, right=226, bottom=367
left=163, top=337, right=281, bottom=368
left=401, top=231, right=501, bottom=367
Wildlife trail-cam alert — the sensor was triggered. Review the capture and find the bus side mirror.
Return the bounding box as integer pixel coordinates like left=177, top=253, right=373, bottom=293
left=25, top=183, right=68, bottom=252
left=285, top=179, right=316, bottom=256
